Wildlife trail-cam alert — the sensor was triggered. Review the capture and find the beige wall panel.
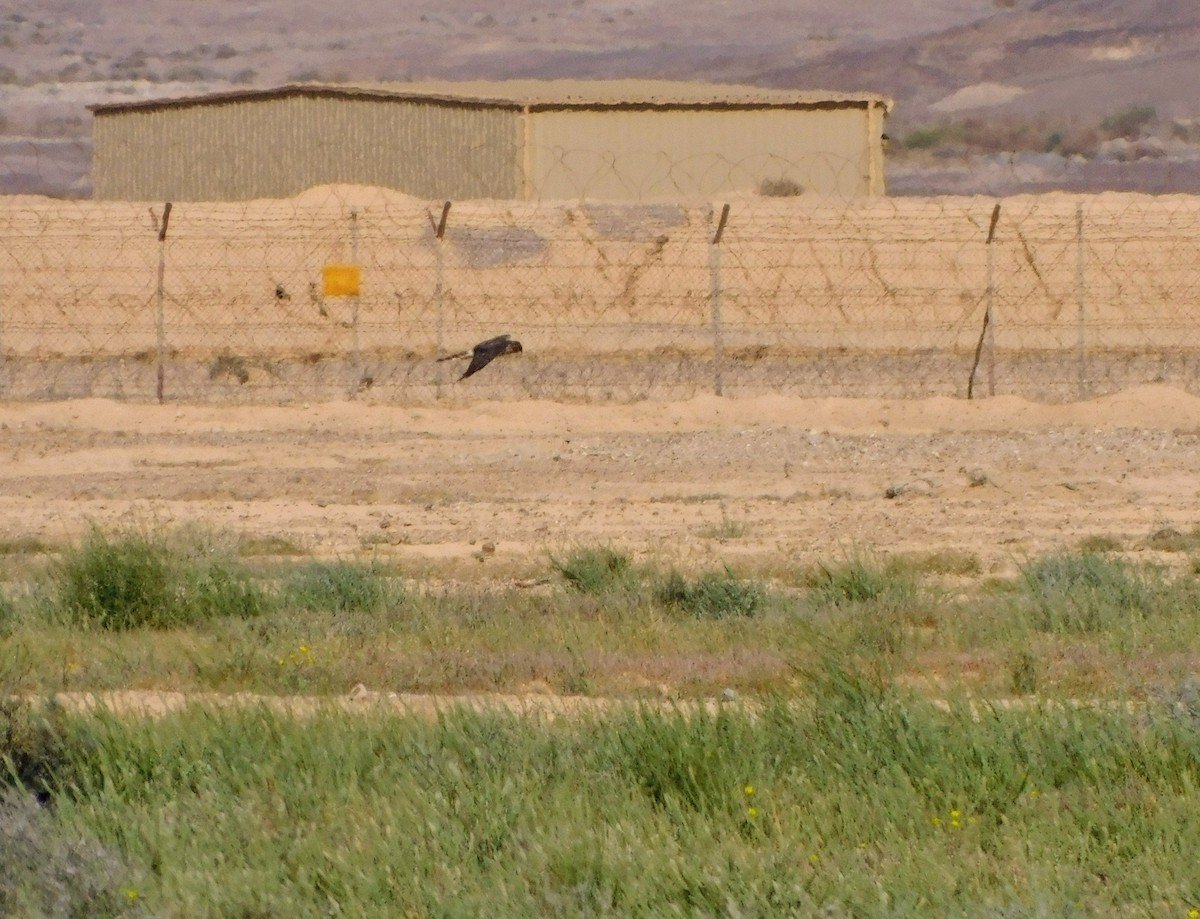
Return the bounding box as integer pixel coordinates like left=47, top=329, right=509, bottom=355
left=93, top=97, right=521, bottom=201
left=526, top=107, right=872, bottom=200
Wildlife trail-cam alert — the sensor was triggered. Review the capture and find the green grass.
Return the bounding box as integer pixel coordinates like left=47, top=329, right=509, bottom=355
left=55, top=526, right=266, bottom=630
left=5, top=529, right=1200, bottom=913
left=550, top=546, right=636, bottom=594
left=4, top=666, right=1200, bottom=916
left=655, top=565, right=764, bottom=620
left=803, top=552, right=920, bottom=608
left=277, top=559, right=401, bottom=613
left=1021, top=550, right=1158, bottom=635
left=4, top=530, right=1200, bottom=701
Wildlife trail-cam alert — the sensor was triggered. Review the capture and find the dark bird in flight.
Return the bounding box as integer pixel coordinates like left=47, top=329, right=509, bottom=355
left=438, top=334, right=524, bottom=380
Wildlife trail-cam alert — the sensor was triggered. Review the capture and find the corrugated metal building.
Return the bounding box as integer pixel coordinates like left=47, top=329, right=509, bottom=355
left=89, top=80, right=892, bottom=201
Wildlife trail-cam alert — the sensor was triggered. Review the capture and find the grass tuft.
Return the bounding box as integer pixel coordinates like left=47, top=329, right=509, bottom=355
left=655, top=566, right=764, bottom=619
left=805, top=554, right=917, bottom=608
left=1144, top=526, right=1200, bottom=553
left=54, top=527, right=266, bottom=630
left=237, top=533, right=307, bottom=557
left=0, top=536, right=55, bottom=557
left=550, top=547, right=635, bottom=595
left=56, top=529, right=175, bottom=630
left=1077, top=533, right=1124, bottom=553
left=278, top=560, right=400, bottom=613
left=697, top=510, right=752, bottom=540
left=1020, top=551, right=1153, bottom=634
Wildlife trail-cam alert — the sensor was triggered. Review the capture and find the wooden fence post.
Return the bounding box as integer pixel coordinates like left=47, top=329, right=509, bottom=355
left=709, top=203, right=730, bottom=396
left=430, top=201, right=451, bottom=398
left=155, top=202, right=172, bottom=404
left=968, top=202, right=1001, bottom=399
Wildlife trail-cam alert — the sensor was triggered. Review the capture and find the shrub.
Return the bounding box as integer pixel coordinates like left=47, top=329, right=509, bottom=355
left=278, top=560, right=398, bottom=613
left=550, top=547, right=635, bottom=595
left=1020, top=551, right=1153, bottom=634
left=55, top=527, right=265, bottom=630
left=189, top=561, right=268, bottom=620
left=757, top=177, right=804, bottom=197
left=57, top=529, right=178, bottom=630
left=806, top=555, right=915, bottom=608
left=655, top=566, right=763, bottom=619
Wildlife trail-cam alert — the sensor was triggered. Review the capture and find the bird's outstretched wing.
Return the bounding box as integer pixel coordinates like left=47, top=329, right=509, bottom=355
left=461, top=334, right=521, bottom=379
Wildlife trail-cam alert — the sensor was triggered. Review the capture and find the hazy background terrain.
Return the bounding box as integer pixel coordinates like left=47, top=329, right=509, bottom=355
left=3, top=0, right=1199, bottom=196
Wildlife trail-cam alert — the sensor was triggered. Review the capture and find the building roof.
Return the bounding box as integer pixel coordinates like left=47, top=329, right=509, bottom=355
left=89, top=79, right=893, bottom=115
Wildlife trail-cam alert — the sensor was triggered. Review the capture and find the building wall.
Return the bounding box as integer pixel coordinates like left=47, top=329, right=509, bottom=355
left=92, top=92, right=886, bottom=201
left=93, top=95, right=522, bottom=201
left=525, top=105, right=880, bottom=200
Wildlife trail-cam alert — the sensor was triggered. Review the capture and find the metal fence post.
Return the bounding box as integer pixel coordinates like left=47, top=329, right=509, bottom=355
left=155, top=202, right=172, bottom=403
left=709, top=203, right=730, bottom=396
left=430, top=201, right=451, bottom=398
left=1075, top=201, right=1087, bottom=400
left=349, top=207, right=361, bottom=396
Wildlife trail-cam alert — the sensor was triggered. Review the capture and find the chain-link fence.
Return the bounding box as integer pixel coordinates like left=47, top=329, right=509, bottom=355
left=3, top=185, right=1200, bottom=403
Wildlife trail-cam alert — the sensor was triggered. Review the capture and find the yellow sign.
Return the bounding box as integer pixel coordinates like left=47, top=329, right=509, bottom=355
left=322, top=264, right=361, bottom=297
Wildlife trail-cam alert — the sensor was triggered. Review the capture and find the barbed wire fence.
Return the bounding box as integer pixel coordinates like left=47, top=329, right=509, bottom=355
left=4, top=179, right=1200, bottom=403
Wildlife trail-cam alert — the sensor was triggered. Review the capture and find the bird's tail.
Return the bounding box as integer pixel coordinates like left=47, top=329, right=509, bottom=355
left=436, top=351, right=471, bottom=362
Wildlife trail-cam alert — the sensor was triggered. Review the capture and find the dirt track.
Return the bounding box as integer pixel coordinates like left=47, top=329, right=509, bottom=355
left=3, top=386, right=1200, bottom=579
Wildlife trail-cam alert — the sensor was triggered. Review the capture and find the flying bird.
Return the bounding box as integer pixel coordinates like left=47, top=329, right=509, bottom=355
left=438, top=334, right=524, bottom=380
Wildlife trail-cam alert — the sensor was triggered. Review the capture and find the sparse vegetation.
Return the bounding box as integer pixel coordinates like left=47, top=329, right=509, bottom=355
left=2, top=525, right=1200, bottom=913
left=278, top=559, right=400, bottom=613
left=757, top=176, right=804, bottom=197
left=1145, top=525, right=1200, bottom=553
left=697, top=509, right=752, bottom=540
left=655, top=565, right=764, bottom=619
left=55, top=526, right=265, bottom=630
left=896, top=105, right=1168, bottom=160
left=0, top=527, right=1196, bottom=700
left=237, top=533, right=307, bottom=557
left=0, top=536, right=53, bottom=556
left=207, top=352, right=250, bottom=384
left=1019, top=550, right=1155, bottom=635
left=888, top=548, right=981, bottom=578
left=550, top=545, right=636, bottom=594
left=804, top=552, right=918, bottom=608
left=1078, top=533, right=1124, bottom=553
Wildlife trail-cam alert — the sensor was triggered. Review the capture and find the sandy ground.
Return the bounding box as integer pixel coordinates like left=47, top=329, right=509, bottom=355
left=3, top=385, right=1200, bottom=580
left=8, top=386, right=1200, bottom=715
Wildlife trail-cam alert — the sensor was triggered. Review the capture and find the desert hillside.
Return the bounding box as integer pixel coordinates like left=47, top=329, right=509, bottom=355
left=3, top=0, right=1199, bottom=196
